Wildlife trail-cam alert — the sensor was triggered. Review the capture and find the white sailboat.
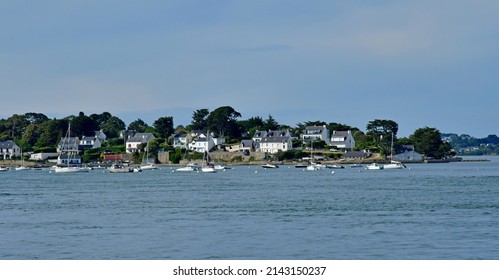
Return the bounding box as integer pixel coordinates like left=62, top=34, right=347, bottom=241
left=383, top=132, right=406, bottom=169
left=201, top=132, right=217, bottom=173
left=305, top=139, right=325, bottom=171
left=54, top=123, right=89, bottom=173
left=140, top=140, right=158, bottom=171
left=15, top=148, right=30, bottom=171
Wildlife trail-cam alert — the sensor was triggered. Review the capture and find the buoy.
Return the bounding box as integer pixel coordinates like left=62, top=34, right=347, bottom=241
left=255, top=170, right=258, bottom=174
left=331, top=171, right=335, bottom=175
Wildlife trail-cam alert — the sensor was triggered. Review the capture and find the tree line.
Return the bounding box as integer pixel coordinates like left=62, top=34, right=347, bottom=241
left=0, top=106, right=456, bottom=159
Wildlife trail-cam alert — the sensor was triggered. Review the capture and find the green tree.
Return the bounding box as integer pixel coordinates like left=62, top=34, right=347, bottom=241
left=36, top=119, right=66, bottom=148
left=101, top=116, right=126, bottom=139
left=128, top=118, right=149, bottom=132
left=263, top=115, right=279, bottom=131
left=238, top=116, right=265, bottom=138
left=22, top=123, right=42, bottom=148
left=90, top=112, right=112, bottom=127
left=207, top=106, right=242, bottom=138
left=190, top=109, right=210, bottom=130
left=24, top=113, right=49, bottom=124
left=71, top=112, right=99, bottom=137
left=410, top=127, right=451, bottom=159
left=328, top=122, right=358, bottom=133
left=366, top=119, right=399, bottom=156
left=153, top=116, right=174, bottom=141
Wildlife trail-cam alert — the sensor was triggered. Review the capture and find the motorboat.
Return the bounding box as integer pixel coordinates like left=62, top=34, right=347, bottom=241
left=366, top=163, right=384, bottom=170
left=383, top=161, right=406, bottom=169
left=175, top=163, right=200, bottom=172
left=108, top=163, right=137, bottom=173
left=214, top=163, right=231, bottom=170
left=261, top=163, right=279, bottom=169
left=15, top=166, right=31, bottom=171
left=326, top=164, right=345, bottom=169
left=54, top=166, right=89, bottom=173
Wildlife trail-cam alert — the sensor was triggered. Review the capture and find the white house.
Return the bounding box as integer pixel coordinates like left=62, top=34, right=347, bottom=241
left=253, top=130, right=294, bottom=150
left=302, top=125, right=330, bottom=145
left=0, top=140, right=21, bottom=159
left=126, top=133, right=155, bottom=154
left=258, top=136, right=293, bottom=154
left=30, top=152, right=59, bottom=161
left=330, top=130, right=356, bottom=150
left=79, top=136, right=102, bottom=150
left=173, top=134, right=188, bottom=149
left=188, top=134, right=215, bottom=153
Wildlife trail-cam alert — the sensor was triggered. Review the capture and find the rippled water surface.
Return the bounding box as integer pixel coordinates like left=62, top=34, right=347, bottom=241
left=2, top=157, right=499, bottom=259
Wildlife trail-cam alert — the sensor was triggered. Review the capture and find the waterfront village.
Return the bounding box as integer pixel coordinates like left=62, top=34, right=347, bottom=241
left=0, top=109, right=496, bottom=170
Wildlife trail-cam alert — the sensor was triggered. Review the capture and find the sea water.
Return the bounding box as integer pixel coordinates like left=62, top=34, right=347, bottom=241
left=1, top=157, right=499, bottom=260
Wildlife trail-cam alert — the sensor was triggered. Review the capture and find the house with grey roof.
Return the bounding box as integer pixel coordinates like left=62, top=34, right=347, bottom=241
left=173, top=134, right=188, bottom=149
left=0, top=140, right=21, bottom=159
left=302, top=125, right=330, bottom=145
left=330, top=130, right=356, bottom=150
left=258, top=136, right=293, bottom=154
left=57, top=137, right=80, bottom=154
left=393, top=145, right=422, bottom=161
left=253, top=130, right=295, bottom=151
left=126, top=133, right=155, bottom=154
left=79, top=136, right=102, bottom=150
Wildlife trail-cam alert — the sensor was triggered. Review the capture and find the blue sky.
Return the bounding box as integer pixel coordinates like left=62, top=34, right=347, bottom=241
left=1, top=0, right=498, bottom=137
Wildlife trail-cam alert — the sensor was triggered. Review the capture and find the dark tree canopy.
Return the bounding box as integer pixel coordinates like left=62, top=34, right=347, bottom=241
left=71, top=112, right=99, bottom=137
left=128, top=118, right=149, bottom=132
left=410, top=127, right=451, bottom=159
left=153, top=116, right=174, bottom=140
left=101, top=116, right=126, bottom=138
left=207, top=106, right=242, bottom=138
left=190, top=109, right=210, bottom=131
left=366, top=119, right=399, bottom=156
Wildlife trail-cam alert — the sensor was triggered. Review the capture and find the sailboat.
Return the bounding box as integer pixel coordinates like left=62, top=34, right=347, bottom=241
left=140, top=139, right=158, bottom=171
left=306, top=139, right=325, bottom=171
left=201, top=132, right=217, bottom=173
left=54, top=123, right=89, bottom=173
left=383, top=132, right=406, bottom=170
left=15, top=148, right=30, bottom=171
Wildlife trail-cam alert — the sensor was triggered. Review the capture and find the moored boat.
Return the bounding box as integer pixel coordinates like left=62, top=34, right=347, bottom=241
left=383, top=160, right=406, bottom=169
left=108, top=163, right=136, bottom=173
left=175, top=163, right=200, bottom=172
left=261, top=163, right=279, bottom=169
left=366, top=163, right=384, bottom=170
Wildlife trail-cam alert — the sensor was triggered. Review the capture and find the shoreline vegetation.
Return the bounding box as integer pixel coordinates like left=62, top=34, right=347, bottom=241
left=1, top=109, right=499, bottom=166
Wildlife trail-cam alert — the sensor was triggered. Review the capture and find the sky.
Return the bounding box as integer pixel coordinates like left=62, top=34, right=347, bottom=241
left=1, top=0, right=499, bottom=138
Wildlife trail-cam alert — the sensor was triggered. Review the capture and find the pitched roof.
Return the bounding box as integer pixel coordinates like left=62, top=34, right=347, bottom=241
left=253, top=131, right=267, bottom=138
left=331, top=131, right=351, bottom=137
left=0, top=140, right=18, bottom=149
left=127, top=133, right=155, bottom=143
left=261, top=136, right=291, bottom=143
